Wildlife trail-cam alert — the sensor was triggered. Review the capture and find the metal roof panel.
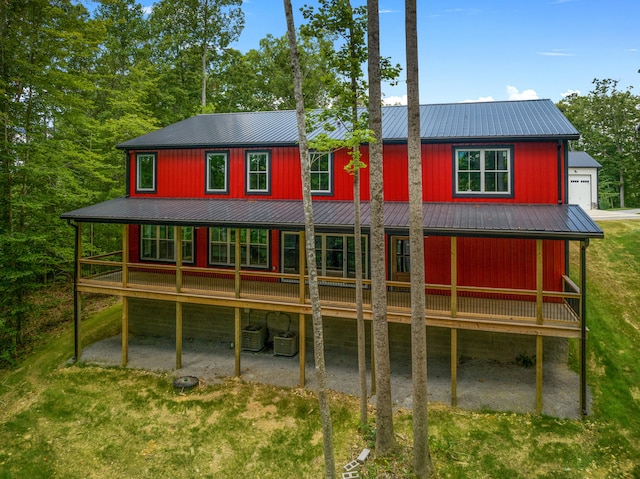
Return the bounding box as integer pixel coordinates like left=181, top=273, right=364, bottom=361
left=62, top=198, right=603, bottom=240
left=117, top=99, right=579, bottom=150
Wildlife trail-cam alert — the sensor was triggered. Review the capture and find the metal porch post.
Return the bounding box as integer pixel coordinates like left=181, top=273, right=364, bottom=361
left=536, top=239, right=544, bottom=414
left=73, top=222, right=82, bottom=362
left=175, top=226, right=183, bottom=370
left=121, top=224, right=129, bottom=367
left=581, top=239, right=589, bottom=416
left=451, top=236, right=458, bottom=407
left=234, top=228, right=241, bottom=377
left=299, top=230, right=306, bottom=387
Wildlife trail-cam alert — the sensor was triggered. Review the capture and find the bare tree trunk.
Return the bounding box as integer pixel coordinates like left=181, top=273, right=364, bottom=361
left=283, top=1, right=336, bottom=477
left=405, top=0, right=434, bottom=476
left=367, top=0, right=394, bottom=454
left=201, top=42, right=207, bottom=109
left=619, top=169, right=625, bottom=208
left=354, top=162, right=368, bottom=428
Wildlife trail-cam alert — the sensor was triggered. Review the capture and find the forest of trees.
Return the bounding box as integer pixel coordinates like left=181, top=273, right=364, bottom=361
left=1, top=0, right=639, bottom=368
left=0, top=0, right=339, bottom=365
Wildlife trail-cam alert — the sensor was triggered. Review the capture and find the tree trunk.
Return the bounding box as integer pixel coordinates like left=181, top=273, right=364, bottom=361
left=405, top=0, right=434, bottom=476
left=367, top=0, right=394, bottom=454
left=284, top=1, right=336, bottom=477
left=354, top=158, right=368, bottom=428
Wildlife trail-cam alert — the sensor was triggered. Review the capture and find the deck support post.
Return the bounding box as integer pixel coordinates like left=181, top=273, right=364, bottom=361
left=176, top=303, right=183, bottom=370
left=299, top=314, right=305, bottom=387
left=235, top=307, right=241, bottom=377
left=580, top=239, right=589, bottom=416
left=535, top=239, right=544, bottom=414
left=175, top=227, right=183, bottom=370
left=235, top=228, right=242, bottom=377
left=536, top=335, right=543, bottom=414
left=122, top=297, right=129, bottom=367
left=72, top=222, right=82, bottom=362
left=298, top=231, right=306, bottom=387
left=451, top=328, right=457, bottom=407
left=122, top=224, right=129, bottom=367
left=370, top=322, right=376, bottom=395
left=451, top=237, right=458, bottom=317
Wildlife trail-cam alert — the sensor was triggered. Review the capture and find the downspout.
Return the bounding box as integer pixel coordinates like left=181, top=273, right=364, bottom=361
left=580, top=239, right=589, bottom=416
left=67, top=220, right=80, bottom=362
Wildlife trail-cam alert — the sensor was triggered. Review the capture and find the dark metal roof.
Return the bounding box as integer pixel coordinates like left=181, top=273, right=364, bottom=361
left=61, top=197, right=603, bottom=240
left=117, top=99, right=579, bottom=150
left=568, top=151, right=602, bottom=169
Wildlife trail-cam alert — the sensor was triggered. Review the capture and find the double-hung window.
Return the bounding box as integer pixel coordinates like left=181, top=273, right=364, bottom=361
left=140, top=225, right=194, bottom=263
left=209, top=227, right=269, bottom=268
left=205, top=151, right=229, bottom=194
left=246, top=151, right=270, bottom=194
left=309, top=151, right=332, bottom=195
left=454, top=147, right=512, bottom=196
left=136, top=153, right=157, bottom=193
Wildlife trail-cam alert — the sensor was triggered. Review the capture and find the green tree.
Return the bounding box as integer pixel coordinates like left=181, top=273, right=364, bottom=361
left=210, top=34, right=333, bottom=112
left=301, top=0, right=400, bottom=432
left=558, top=79, right=640, bottom=208
left=0, top=0, right=102, bottom=365
left=284, top=1, right=336, bottom=476
left=405, top=0, right=434, bottom=475
left=149, top=0, right=244, bottom=121
left=367, top=0, right=395, bottom=455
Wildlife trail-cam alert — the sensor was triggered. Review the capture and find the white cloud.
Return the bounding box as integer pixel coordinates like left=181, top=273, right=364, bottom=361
left=561, top=89, right=581, bottom=98
left=537, top=50, right=575, bottom=57
left=383, top=94, right=407, bottom=105
left=506, top=86, right=539, bottom=100
left=462, top=96, right=496, bottom=103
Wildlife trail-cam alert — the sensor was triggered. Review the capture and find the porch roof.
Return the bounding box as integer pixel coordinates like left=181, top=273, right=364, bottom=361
left=61, top=197, right=604, bottom=240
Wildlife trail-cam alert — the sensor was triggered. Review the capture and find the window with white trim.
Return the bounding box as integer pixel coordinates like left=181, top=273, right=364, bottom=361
left=209, top=227, right=269, bottom=268
left=136, top=153, right=157, bottom=193
left=140, top=225, right=194, bottom=262
left=205, top=151, right=229, bottom=193
left=246, top=151, right=270, bottom=193
left=281, top=232, right=367, bottom=278
left=455, top=147, right=512, bottom=195
left=309, top=151, right=332, bottom=194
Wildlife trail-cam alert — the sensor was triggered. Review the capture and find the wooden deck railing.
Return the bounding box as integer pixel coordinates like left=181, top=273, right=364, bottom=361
left=78, top=252, right=582, bottom=334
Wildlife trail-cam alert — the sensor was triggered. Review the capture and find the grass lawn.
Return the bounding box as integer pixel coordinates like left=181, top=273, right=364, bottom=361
left=1, top=220, right=639, bottom=478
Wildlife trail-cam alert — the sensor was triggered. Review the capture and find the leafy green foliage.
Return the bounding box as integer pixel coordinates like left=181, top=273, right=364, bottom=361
left=558, top=79, right=640, bottom=208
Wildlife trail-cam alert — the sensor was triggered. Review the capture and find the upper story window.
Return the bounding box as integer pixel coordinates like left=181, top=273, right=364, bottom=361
left=140, top=225, right=194, bottom=263
left=205, top=151, right=229, bottom=194
left=136, top=153, right=157, bottom=193
left=310, top=151, right=333, bottom=195
left=246, top=150, right=270, bottom=194
left=454, top=147, right=513, bottom=196
left=209, top=227, right=269, bottom=268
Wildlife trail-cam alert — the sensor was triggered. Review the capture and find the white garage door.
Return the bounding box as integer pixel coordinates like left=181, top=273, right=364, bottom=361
left=569, top=175, right=592, bottom=210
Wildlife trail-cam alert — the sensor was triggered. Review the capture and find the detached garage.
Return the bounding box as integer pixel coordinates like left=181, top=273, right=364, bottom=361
left=568, top=151, right=602, bottom=210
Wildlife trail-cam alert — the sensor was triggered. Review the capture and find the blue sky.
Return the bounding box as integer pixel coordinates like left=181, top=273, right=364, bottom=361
left=133, top=0, right=640, bottom=105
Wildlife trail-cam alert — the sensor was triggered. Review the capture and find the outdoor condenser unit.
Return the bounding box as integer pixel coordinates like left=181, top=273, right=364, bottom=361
left=242, top=325, right=265, bottom=352
left=273, top=331, right=298, bottom=357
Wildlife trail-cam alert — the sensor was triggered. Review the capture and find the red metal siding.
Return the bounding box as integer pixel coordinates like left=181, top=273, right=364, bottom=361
left=128, top=140, right=561, bottom=204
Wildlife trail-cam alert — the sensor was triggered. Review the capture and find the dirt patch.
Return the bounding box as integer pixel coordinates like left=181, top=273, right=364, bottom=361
left=80, top=334, right=590, bottom=419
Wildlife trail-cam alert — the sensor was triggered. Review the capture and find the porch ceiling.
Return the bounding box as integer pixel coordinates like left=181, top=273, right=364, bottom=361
left=61, top=197, right=604, bottom=240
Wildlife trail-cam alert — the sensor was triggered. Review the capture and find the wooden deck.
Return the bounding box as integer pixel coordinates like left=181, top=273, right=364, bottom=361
left=77, top=261, right=582, bottom=339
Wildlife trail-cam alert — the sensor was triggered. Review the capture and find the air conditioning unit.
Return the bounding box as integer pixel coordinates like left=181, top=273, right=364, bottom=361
left=274, top=331, right=298, bottom=357
left=242, top=325, right=265, bottom=352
